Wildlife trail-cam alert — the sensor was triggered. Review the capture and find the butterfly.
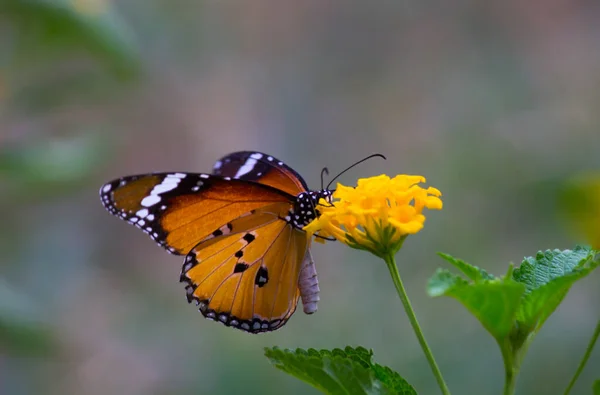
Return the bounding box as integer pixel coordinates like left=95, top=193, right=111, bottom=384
left=99, top=151, right=332, bottom=333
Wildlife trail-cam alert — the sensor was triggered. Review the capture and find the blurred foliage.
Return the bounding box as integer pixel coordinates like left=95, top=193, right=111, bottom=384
left=0, top=133, right=110, bottom=200
left=0, top=280, right=56, bottom=356
left=1, top=0, right=138, bottom=77
left=1, top=0, right=140, bottom=118
left=1, top=1, right=139, bottom=393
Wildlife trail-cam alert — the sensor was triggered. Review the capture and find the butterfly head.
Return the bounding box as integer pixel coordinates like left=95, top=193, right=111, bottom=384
left=289, top=189, right=333, bottom=229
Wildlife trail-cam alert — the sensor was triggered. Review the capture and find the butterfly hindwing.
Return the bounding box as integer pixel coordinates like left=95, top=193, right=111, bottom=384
left=212, top=151, right=309, bottom=196
left=99, top=173, right=294, bottom=255
left=180, top=206, right=309, bottom=333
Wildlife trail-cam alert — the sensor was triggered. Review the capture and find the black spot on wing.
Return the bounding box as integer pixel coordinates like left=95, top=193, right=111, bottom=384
left=233, top=263, right=249, bottom=273
left=243, top=233, right=255, bottom=244
left=255, top=266, right=269, bottom=287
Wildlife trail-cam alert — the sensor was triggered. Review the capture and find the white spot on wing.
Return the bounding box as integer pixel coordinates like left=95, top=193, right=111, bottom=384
left=250, top=153, right=263, bottom=160
left=141, top=195, right=161, bottom=207
left=102, top=184, right=111, bottom=193
left=234, top=158, right=257, bottom=178
left=213, top=160, right=223, bottom=170
left=142, top=173, right=187, bottom=204
left=136, top=209, right=149, bottom=218
left=152, top=180, right=178, bottom=194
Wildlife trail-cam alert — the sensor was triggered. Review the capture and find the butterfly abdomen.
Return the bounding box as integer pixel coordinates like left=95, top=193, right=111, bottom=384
left=298, top=250, right=320, bottom=314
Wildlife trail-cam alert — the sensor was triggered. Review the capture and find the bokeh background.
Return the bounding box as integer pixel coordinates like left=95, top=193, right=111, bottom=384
left=2, top=1, right=599, bottom=394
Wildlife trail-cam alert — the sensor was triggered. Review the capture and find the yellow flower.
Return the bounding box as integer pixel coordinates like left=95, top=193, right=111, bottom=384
left=305, top=174, right=443, bottom=257
left=561, top=173, right=600, bottom=249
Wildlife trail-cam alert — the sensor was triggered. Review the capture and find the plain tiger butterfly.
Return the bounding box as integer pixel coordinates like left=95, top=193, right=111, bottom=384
left=99, top=151, right=334, bottom=333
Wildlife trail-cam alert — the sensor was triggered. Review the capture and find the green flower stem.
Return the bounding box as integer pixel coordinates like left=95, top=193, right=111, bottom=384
left=502, top=349, right=517, bottom=395
left=383, top=253, right=451, bottom=395
left=499, top=329, right=533, bottom=395
left=563, top=318, right=600, bottom=395
left=499, top=339, right=522, bottom=395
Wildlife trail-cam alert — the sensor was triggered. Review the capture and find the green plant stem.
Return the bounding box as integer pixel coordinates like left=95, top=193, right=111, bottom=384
left=503, top=363, right=517, bottom=395
left=499, top=330, right=533, bottom=395
left=384, top=253, right=451, bottom=395
left=499, top=340, right=518, bottom=395
left=563, top=318, right=600, bottom=395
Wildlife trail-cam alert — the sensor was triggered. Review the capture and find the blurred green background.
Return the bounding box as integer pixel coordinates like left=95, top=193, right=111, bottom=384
left=1, top=1, right=599, bottom=394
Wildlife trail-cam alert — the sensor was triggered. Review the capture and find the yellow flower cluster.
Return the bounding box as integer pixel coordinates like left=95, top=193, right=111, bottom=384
left=305, top=174, right=443, bottom=257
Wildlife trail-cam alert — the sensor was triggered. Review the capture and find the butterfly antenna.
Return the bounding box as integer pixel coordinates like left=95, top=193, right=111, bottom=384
left=325, top=153, right=386, bottom=190
left=320, top=167, right=329, bottom=191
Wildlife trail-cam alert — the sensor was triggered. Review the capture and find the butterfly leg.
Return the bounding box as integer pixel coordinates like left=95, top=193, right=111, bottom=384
left=298, top=250, right=320, bottom=314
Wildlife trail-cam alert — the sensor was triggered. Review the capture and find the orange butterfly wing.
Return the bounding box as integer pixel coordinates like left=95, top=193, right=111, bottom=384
left=180, top=203, right=309, bottom=333
left=99, top=173, right=294, bottom=255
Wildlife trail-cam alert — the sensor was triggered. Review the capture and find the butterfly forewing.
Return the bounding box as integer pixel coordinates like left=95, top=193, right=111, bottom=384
left=99, top=173, right=293, bottom=255
left=212, top=151, right=308, bottom=196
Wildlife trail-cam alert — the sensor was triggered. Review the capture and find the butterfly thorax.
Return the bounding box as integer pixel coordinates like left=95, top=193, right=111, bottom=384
left=287, top=190, right=333, bottom=229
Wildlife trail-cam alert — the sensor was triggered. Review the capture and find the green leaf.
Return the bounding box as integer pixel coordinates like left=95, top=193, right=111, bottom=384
left=513, top=246, right=599, bottom=331
left=427, top=268, right=525, bottom=340
left=264, top=346, right=416, bottom=395
left=437, top=252, right=495, bottom=281
left=593, top=380, right=600, bottom=395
